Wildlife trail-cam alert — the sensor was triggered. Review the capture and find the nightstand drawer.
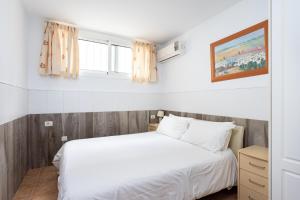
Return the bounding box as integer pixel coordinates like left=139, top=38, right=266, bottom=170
left=240, top=169, right=268, bottom=195
left=240, top=185, right=268, bottom=200
left=240, top=154, right=268, bottom=177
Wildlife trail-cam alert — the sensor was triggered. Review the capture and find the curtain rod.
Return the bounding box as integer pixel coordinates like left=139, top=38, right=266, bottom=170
left=134, top=38, right=154, bottom=44
left=46, top=20, right=155, bottom=44
left=46, top=19, right=77, bottom=28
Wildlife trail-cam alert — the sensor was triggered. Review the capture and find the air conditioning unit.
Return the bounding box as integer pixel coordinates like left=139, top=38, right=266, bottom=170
left=157, top=41, right=184, bottom=62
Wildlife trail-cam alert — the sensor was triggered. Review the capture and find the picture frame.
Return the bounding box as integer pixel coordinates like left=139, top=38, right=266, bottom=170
left=210, top=20, right=268, bottom=82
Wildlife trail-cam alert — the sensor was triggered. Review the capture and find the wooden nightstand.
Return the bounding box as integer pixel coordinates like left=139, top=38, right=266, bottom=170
left=238, top=145, right=269, bottom=200
left=148, top=123, right=159, bottom=131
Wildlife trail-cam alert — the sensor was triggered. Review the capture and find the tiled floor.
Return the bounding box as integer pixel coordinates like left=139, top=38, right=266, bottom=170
left=14, top=166, right=58, bottom=200
left=14, top=166, right=236, bottom=200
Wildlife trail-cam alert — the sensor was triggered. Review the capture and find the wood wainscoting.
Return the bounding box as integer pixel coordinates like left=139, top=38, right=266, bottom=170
left=0, top=110, right=268, bottom=200
left=27, top=110, right=159, bottom=169
left=0, top=116, right=28, bottom=200
left=27, top=110, right=268, bottom=169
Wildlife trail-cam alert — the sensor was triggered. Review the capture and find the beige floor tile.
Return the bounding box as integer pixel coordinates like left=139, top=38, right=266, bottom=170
left=31, top=193, right=58, bottom=200
left=26, top=168, right=42, bottom=177
left=32, top=179, right=58, bottom=196
left=39, top=172, right=58, bottom=183
left=13, top=198, right=31, bottom=200
left=21, top=176, right=40, bottom=187
left=13, top=184, right=34, bottom=199
left=41, top=166, right=57, bottom=174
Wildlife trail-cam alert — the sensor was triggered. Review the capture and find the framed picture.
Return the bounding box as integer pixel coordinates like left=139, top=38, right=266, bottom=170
left=210, top=20, right=268, bottom=82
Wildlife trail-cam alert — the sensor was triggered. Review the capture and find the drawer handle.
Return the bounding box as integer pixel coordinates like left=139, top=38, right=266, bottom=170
left=248, top=178, right=265, bottom=188
left=249, top=162, right=266, bottom=170
left=248, top=195, right=256, bottom=200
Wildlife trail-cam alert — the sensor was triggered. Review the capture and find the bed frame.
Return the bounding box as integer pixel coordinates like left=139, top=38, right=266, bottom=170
left=229, top=126, right=245, bottom=158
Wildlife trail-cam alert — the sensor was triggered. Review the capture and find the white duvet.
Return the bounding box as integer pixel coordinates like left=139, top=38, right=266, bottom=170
left=54, top=132, right=237, bottom=200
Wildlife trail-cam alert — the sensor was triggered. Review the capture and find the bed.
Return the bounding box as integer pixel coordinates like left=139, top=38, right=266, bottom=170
left=53, top=126, right=244, bottom=200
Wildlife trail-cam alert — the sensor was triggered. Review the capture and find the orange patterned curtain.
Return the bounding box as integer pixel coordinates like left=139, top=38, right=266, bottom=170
left=39, top=21, right=79, bottom=78
left=132, top=41, right=157, bottom=83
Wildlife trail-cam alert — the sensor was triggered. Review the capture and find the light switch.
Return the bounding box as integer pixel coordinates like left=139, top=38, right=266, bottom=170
left=45, top=121, right=53, bottom=127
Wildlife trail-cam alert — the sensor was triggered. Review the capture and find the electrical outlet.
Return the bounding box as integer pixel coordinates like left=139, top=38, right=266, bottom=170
left=44, top=121, right=53, bottom=127
left=150, top=115, right=156, bottom=119
left=61, top=136, right=68, bottom=142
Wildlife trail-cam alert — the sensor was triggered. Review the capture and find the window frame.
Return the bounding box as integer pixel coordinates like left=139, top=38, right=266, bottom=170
left=78, top=30, right=132, bottom=79
left=111, top=44, right=133, bottom=75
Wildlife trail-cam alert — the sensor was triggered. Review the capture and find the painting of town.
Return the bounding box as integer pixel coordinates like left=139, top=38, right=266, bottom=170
left=210, top=21, right=268, bottom=82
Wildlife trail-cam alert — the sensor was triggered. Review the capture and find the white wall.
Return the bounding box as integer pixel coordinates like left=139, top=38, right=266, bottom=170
left=27, top=15, right=163, bottom=114
left=26, top=0, right=270, bottom=121
left=0, top=0, right=28, bottom=125
left=159, top=0, right=269, bottom=120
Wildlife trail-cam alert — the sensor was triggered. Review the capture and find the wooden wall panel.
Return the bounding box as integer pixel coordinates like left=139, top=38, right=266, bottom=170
left=79, top=113, right=94, bottom=139
left=63, top=113, right=80, bottom=141
left=128, top=111, right=149, bottom=133
left=0, top=116, right=28, bottom=200
left=5, top=122, right=14, bottom=200
left=93, top=112, right=114, bottom=137
left=28, top=114, right=43, bottom=168
left=27, top=111, right=152, bottom=168
left=12, top=118, right=27, bottom=194
left=247, top=119, right=268, bottom=147
left=27, top=114, right=64, bottom=168
left=26, top=110, right=268, bottom=169
left=119, top=111, right=129, bottom=134
left=47, top=114, right=64, bottom=167
left=0, top=110, right=268, bottom=200
left=0, top=124, right=8, bottom=200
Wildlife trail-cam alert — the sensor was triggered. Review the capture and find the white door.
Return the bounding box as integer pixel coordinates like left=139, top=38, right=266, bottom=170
left=272, top=0, right=300, bottom=199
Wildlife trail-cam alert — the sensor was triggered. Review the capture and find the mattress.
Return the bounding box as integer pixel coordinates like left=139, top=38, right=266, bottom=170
left=53, top=132, right=237, bottom=200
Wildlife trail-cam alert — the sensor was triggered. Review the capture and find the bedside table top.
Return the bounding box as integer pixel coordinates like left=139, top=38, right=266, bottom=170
left=239, top=145, right=268, bottom=161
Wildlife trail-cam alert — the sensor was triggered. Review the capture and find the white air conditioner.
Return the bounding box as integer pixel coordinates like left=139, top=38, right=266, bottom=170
left=157, top=41, right=184, bottom=62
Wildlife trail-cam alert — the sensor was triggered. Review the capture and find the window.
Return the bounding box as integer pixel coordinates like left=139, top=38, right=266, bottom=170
left=111, top=45, right=132, bottom=74
left=79, top=38, right=132, bottom=77
left=79, top=39, right=108, bottom=72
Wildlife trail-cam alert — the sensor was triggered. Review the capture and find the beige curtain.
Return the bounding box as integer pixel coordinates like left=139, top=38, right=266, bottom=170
left=39, top=21, right=79, bottom=78
left=132, top=41, right=157, bottom=83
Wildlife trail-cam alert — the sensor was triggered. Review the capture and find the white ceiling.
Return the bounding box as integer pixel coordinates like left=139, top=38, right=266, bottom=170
left=22, top=0, right=241, bottom=43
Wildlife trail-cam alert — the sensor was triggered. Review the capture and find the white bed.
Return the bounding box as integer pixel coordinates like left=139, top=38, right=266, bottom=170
left=54, top=127, right=244, bottom=200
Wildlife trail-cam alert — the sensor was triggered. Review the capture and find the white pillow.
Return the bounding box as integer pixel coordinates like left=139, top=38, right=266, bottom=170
left=157, top=116, right=189, bottom=139
left=180, top=119, right=236, bottom=152
left=169, top=114, right=194, bottom=122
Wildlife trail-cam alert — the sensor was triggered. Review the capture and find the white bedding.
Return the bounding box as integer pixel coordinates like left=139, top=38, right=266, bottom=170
left=54, top=132, right=237, bottom=200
